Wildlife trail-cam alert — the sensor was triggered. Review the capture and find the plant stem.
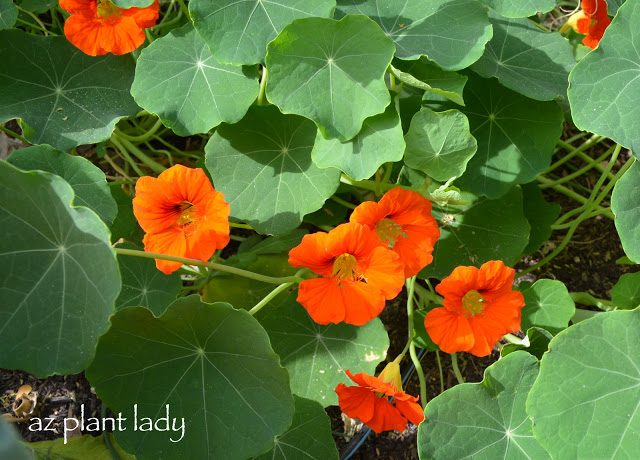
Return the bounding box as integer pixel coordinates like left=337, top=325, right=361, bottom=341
left=540, top=147, right=613, bottom=188
left=257, top=66, right=268, bottom=105
left=248, top=280, right=296, bottom=315
left=0, top=124, right=29, bottom=144
left=414, top=282, right=444, bottom=305
left=176, top=0, right=190, bottom=20
left=101, top=404, right=121, bottom=460
left=229, top=222, right=253, bottom=230
left=330, top=194, right=356, bottom=209
left=569, top=292, right=616, bottom=311
left=406, top=277, right=428, bottom=407
left=548, top=135, right=603, bottom=172
left=114, top=119, right=163, bottom=143
left=450, top=353, right=465, bottom=385
left=435, top=350, right=444, bottom=394
left=115, top=248, right=304, bottom=284
left=17, top=6, right=50, bottom=35
left=111, top=135, right=166, bottom=174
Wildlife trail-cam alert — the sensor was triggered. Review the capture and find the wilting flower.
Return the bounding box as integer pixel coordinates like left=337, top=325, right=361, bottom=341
left=60, top=0, right=160, bottom=56
left=288, top=222, right=404, bottom=325
left=424, top=260, right=525, bottom=357
left=335, top=360, right=424, bottom=433
left=561, top=0, right=610, bottom=49
left=133, top=165, right=230, bottom=275
left=350, top=187, right=440, bottom=278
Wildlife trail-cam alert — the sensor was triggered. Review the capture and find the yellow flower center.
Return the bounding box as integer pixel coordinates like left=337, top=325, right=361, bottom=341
left=176, top=202, right=197, bottom=228
left=375, top=218, right=405, bottom=248
left=96, top=0, right=121, bottom=20
left=462, top=290, right=486, bottom=317
left=332, top=253, right=359, bottom=281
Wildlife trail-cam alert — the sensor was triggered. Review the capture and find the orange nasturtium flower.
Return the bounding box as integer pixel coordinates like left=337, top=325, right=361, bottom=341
left=288, top=222, right=405, bottom=325
left=133, top=165, right=230, bottom=275
left=424, top=260, right=525, bottom=357
left=562, top=0, right=611, bottom=49
left=335, top=360, right=424, bottom=433
left=350, top=187, right=440, bottom=278
left=60, top=0, right=160, bottom=56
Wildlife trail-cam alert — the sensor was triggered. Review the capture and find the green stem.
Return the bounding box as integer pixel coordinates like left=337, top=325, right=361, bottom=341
left=435, top=351, right=445, bottom=394
left=401, top=276, right=417, bottom=360
left=115, top=248, right=304, bottom=285
left=17, top=6, right=52, bottom=35
left=111, top=135, right=166, bottom=174
left=257, top=66, right=268, bottom=105
left=450, top=353, right=465, bottom=385
left=109, top=140, right=145, bottom=177
left=503, top=333, right=528, bottom=346
left=176, top=0, right=190, bottom=20
left=229, top=222, right=253, bottom=230
left=0, top=124, right=29, bottom=144
left=540, top=147, right=613, bottom=188
left=570, top=292, right=616, bottom=311
left=330, top=194, right=356, bottom=209
left=114, top=119, right=163, bottom=143
left=248, top=280, right=297, bottom=315
left=548, top=136, right=603, bottom=172
left=101, top=404, right=121, bottom=460
left=414, top=282, right=444, bottom=305
left=406, top=277, right=428, bottom=407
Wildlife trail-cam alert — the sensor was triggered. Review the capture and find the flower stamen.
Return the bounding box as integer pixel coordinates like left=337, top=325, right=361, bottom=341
left=332, top=253, right=359, bottom=281
left=375, top=218, right=405, bottom=248
left=462, top=289, right=485, bottom=317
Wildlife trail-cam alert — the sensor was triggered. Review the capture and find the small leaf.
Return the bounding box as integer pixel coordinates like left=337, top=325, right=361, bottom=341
left=204, top=105, right=340, bottom=236
left=0, top=0, right=17, bottom=29
left=521, top=279, right=575, bottom=335
left=480, top=0, right=557, bottom=18
left=131, top=23, right=260, bottom=136
left=335, top=0, right=493, bottom=71
left=527, top=309, right=640, bottom=459
left=612, top=161, right=640, bottom=263
left=418, top=351, right=549, bottom=459
left=0, top=30, right=139, bottom=151
left=501, top=327, right=553, bottom=360
left=611, top=272, right=640, bottom=310
left=391, top=57, right=467, bottom=105
left=258, top=293, right=389, bottom=406
left=86, top=296, right=294, bottom=460
left=266, top=15, right=395, bottom=141
left=312, top=104, right=405, bottom=181
left=253, top=396, right=339, bottom=460
left=0, top=417, right=33, bottom=460
left=7, top=144, right=118, bottom=225
left=403, top=109, right=477, bottom=182
left=111, top=0, right=154, bottom=8
left=521, top=182, right=561, bottom=255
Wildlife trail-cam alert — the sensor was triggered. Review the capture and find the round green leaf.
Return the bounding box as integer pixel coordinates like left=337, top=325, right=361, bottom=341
left=311, top=104, right=405, bottom=180
left=607, top=0, right=627, bottom=15
left=0, top=0, right=17, bottom=29
left=611, top=272, right=640, bottom=310
left=112, top=0, right=154, bottom=8
left=527, top=309, right=640, bottom=459
left=501, top=327, right=553, bottom=360
left=205, top=105, right=340, bottom=236
left=115, top=243, right=181, bottom=316
left=190, top=0, right=336, bottom=65
left=420, top=184, right=530, bottom=279
left=471, top=12, right=576, bottom=101
left=0, top=417, right=33, bottom=460
left=0, top=30, right=139, bottom=151
left=391, top=57, right=467, bottom=106
left=86, top=297, right=295, bottom=460
left=131, top=23, right=260, bottom=136
left=454, top=74, right=564, bottom=199
left=404, top=109, right=478, bottom=181
left=7, top=144, right=117, bottom=226
left=568, top=0, right=640, bottom=157
left=418, top=351, right=549, bottom=459
left=521, top=279, right=575, bottom=335
left=258, top=293, right=389, bottom=406
left=335, top=0, right=493, bottom=71
left=612, top=161, right=640, bottom=263
left=0, top=161, right=120, bottom=377
left=480, top=0, right=557, bottom=17
left=253, top=396, right=339, bottom=460
left=266, top=15, right=395, bottom=141
left=521, top=181, right=561, bottom=255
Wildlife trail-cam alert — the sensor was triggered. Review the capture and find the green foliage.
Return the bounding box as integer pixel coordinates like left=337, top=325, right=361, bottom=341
left=0, top=0, right=17, bottom=29
left=0, top=31, right=139, bottom=151
left=527, top=309, right=640, bottom=459
left=0, top=417, right=33, bottom=460
left=87, top=297, right=294, bottom=460
left=480, top=0, right=557, bottom=18
left=391, top=57, right=467, bottom=105
left=520, top=181, right=561, bottom=255
left=611, top=272, right=640, bottom=310
left=501, top=327, right=553, bottom=360
left=28, top=434, right=135, bottom=460
left=612, top=161, right=640, bottom=263
left=520, top=279, right=575, bottom=334
left=111, top=0, right=154, bottom=8
left=0, top=162, right=119, bottom=377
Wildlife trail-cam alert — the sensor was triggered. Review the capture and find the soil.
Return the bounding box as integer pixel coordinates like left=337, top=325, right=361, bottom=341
left=1, top=129, right=638, bottom=458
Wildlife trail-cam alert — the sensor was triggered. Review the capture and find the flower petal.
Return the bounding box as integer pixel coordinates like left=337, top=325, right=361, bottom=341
left=366, top=397, right=408, bottom=433
left=424, top=307, right=474, bottom=354
left=394, top=399, right=424, bottom=426
left=335, top=384, right=376, bottom=424
left=95, top=15, right=145, bottom=56
left=340, top=280, right=386, bottom=326
left=361, top=247, right=404, bottom=300
left=296, top=278, right=346, bottom=324
left=288, top=231, right=333, bottom=277
left=133, top=176, right=182, bottom=234
left=324, top=222, right=381, bottom=261
left=142, top=227, right=186, bottom=275
left=123, top=0, right=160, bottom=28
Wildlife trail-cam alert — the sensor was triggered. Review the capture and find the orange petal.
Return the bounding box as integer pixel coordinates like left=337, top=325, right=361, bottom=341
left=349, top=200, right=383, bottom=228
left=346, top=370, right=397, bottom=397
left=477, top=260, right=515, bottom=294
left=335, top=384, right=376, bottom=424
left=288, top=231, right=333, bottom=277
left=133, top=176, right=182, bottom=234
left=366, top=397, right=408, bottom=433
left=123, top=0, right=160, bottom=28
left=340, top=280, right=386, bottom=326
left=185, top=228, right=229, bottom=263
left=389, top=232, right=434, bottom=278
left=158, top=166, right=214, bottom=209
left=200, top=190, right=231, bottom=235
left=394, top=399, right=424, bottom=426
left=59, top=0, right=94, bottom=15
left=424, top=307, right=474, bottom=354
left=94, top=16, right=145, bottom=56
left=324, top=223, right=382, bottom=261
left=64, top=15, right=108, bottom=56
left=142, top=228, right=186, bottom=275
left=361, top=247, right=404, bottom=299
left=296, top=278, right=346, bottom=324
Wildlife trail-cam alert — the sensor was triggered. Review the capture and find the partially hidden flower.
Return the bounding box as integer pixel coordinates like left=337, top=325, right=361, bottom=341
left=561, top=0, right=610, bottom=49
left=60, top=0, right=160, bottom=56
left=335, top=360, right=424, bottom=433
left=133, top=165, right=230, bottom=275
left=424, top=260, right=525, bottom=357
left=350, top=187, right=440, bottom=278
left=288, top=222, right=404, bottom=325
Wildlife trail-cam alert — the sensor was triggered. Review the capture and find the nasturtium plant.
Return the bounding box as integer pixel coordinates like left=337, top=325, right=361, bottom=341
left=612, top=161, right=640, bottom=263
left=611, top=272, right=640, bottom=310
left=520, top=279, right=575, bottom=335
left=391, top=57, right=468, bottom=105
left=0, top=0, right=17, bottom=30
left=480, top=0, right=557, bottom=18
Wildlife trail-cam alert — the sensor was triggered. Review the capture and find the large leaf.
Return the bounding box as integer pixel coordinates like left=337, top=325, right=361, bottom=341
left=568, top=0, right=640, bottom=157
left=0, top=30, right=139, bottom=151
left=611, top=272, right=640, bottom=310
left=115, top=243, right=182, bottom=316
left=131, top=23, right=259, bottom=136
left=612, top=161, right=640, bottom=262
left=607, top=0, right=627, bottom=14
left=204, top=105, right=340, bottom=235
left=254, top=396, right=339, bottom=460
left=480, top=0, right=557, bottom=17
left=471, top=12, right=575, bottom=101
left=311, top=103, right=405, bottom=181
left=418, top=351, right=549, bottom=459
left=0, top=0, right=17, bottom=29
left=28, top=433, right=135, bottom=460
left=419, top=183, right=530, bottom=279
left=0, top=417, right=33, bottom=460
left=527, top=309, right=640, bottom=459
left=7, top=144, right=117, bottom=225
left=266, top=15, right=395, bottom=141
left=391, top=57, right=467, bottom=105
left=86, top=297, right=295, bottom=460
left=190, top=0, right=335, bottom=65
left=335, top=0, right=493, bottom=70
left=0, top=161, right=120, bottom=377
left=258, top=293, right=389, bottom=406
left=403, top=109, right=477, bottom=181
left=453, top=74, right=564, bottom=198
left=521, top=181, right=561, bottom=254
left=521, top=279, right=575, bottom=335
